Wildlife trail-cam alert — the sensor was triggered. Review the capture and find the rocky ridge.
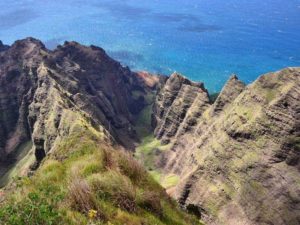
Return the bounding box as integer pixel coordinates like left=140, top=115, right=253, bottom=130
left=0, top=38, right=158, bottom=185
left=0, top=38, right=204, bottom=225
left=151, top=68, right=300, bottom=225
left=0, top=37, right=299, bottom=225
left=152, top=73, right=210, bottom=144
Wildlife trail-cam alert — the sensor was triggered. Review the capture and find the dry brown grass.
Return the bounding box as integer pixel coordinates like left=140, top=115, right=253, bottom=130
left=102, top=147, right=116, bottom=170
left=138, top=190, right=163, bottom=217
left=114, top=189, right=136, bottom=213
left=118, top=151, right=146, bottom=184
left=67, top=178, right=104, bottom=219
left=88, top=171, right=137, bottom=213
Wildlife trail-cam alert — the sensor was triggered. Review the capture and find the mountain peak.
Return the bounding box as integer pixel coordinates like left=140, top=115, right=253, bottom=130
left=229, top=73, right=239, bottom=80
left=0, top=40, right=9, bottom=52
left=169, top=72, right=206, bottom=90
left=12, top=37, right=46, bottom=49
left=210, top=72, right=246, bottom=115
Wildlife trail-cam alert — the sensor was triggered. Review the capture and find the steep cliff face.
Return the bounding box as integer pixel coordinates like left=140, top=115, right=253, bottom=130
left=210, top=74, right=246, bottom=116
left=0, top=38, right=44, bottom=178
left=0, top=38, right=157, bottom=185
left=152, top=73, right=210, bottom=144
left=152, top=68, right=300, bottom=225
left=37, top=40, right=153, bottom=150
left=0, top=38, right=203, bottom=225
left=1, top=37, right=299, bottom=225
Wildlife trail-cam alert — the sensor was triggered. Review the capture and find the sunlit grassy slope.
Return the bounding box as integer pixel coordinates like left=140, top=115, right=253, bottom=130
left=0, top=119, right=202, bottom=225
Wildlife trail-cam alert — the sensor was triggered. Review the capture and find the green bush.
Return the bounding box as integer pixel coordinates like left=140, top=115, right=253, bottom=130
left=137, top=190, right=163, bottom=217
left=0, top=191, right=62, bottom=225
left=118, top=152, right=146, bottom=185
left=88, top=171, right=136, bottom=212
left=68, top=178, right=98, bottom=214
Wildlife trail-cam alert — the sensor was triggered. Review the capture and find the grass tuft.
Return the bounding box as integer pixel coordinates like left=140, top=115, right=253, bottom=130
left=68, top=178, right=98, bottom=215
left=137, top=190, right=163, bottom=217
left=118, top=152, right=146, bottom=185
left=88, top=171, right=136, bottom=213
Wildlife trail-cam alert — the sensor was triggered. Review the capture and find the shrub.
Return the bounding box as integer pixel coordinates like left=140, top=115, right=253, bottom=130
left=0, top=191, right=61, bottom=225
left=118, top=152, right=146, bottom=184
left=81, top=162, right=103, bottom=177
left=68, top=178, right=100, bottom=218
left=88, top=171, right=136, bottom=212
left=37, top=160, right=65, bottom=183
left=69, top=154, right=104, bottom=178
left=137, top=190, right=163, bottom=217
left=102, top=148, right=116, bottom=169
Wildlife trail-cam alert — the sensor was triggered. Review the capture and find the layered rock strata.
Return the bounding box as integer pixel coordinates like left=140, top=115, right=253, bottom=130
left=152, top=68, right=300, bottom=225
left=0, top=38, right=158, bottom=184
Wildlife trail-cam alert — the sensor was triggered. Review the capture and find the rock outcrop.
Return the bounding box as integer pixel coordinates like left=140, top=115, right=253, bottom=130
left=0, top=38, right=203, bottom=225
left=0, top=38, right=44, bottom=168
left=152, top=68, right=300, bottom=225
left=210, top=74, right=246, bottom=116
left=0, top=38, right=158, bottom=185
left=152, top=73, right=210, bottom=144
left=1, top=37, right=299, bottom=225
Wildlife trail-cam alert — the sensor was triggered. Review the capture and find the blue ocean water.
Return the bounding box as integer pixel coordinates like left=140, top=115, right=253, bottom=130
left=0, top=0, right=299, bottom=91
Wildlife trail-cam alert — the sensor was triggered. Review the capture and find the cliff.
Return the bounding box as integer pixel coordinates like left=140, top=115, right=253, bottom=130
left=152, top=73, right=210, bottom=144
left=0, top=38, right=158, bottom=182
left=0, top=37, right=299, bottom=225
left=151, top=68, right=300, bottom=225
left=0, top=38, right=201, bottom=225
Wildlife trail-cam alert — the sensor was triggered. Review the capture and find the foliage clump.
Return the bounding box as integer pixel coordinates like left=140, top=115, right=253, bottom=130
left=0, top=186, right=63, bottom=225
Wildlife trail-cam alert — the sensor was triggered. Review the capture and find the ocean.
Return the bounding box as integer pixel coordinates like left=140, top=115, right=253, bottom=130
left=0, top=0, right=299, bottom=92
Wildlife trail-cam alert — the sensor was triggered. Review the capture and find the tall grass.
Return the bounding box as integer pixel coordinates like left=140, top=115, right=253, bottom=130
left=0, top=126, right=203, bottom=225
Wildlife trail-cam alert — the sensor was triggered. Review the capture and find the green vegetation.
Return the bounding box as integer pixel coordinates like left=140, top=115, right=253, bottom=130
left=149, top=172, right=179, bottom=189
left=139, top=136, right=161, bottom=152
left=0, top=188, right=62, bottom=225
left=133, top=90, right=156, bottom=138
left=135, top=105, right=154, bottom=138
left=0, top=121, right=202, bottom=225
left=161, top=174, right=180, bottom=189
left=135, top=135, right=178, bottom=190
left=135, top=135, right=171, bottom=170
left=265, top=88, right=277, bottom=103
left=134, top=100, right=178, bottom=190
left=132, top=90, right=144, bottom=100
left=149, top=171, right=162, bottom=183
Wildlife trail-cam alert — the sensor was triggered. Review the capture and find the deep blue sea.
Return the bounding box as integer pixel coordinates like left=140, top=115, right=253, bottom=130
left=0, top=0, right=299, bottom=91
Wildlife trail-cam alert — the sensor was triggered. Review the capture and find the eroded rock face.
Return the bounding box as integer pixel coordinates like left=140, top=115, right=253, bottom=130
left=152, top=68, right=300, bottom=225
left=41, top=41, right=155, bottom=149
left=210, top=74, right=246, bottom=116
left=1, top=37, right=299, bottom=225
left=0, top=38, right=158, bottom=184
left=152, top=73, right=210, bottom=144
left=0, top=38, right=44, bottom=161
